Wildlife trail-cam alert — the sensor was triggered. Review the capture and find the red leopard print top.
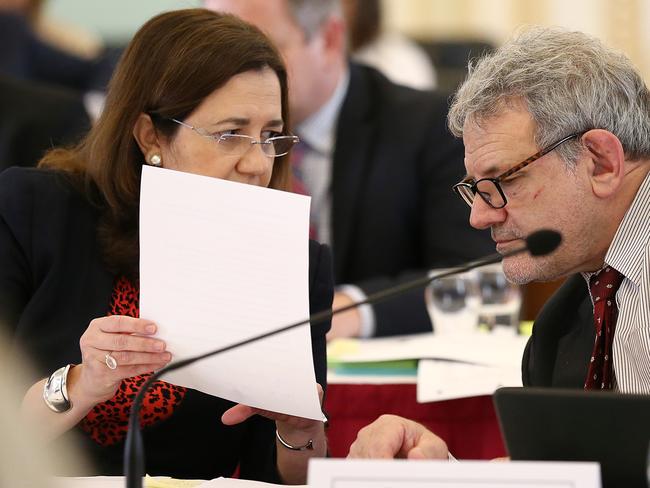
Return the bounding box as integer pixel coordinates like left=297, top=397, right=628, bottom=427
left=79, top=276, right=187, bottom=446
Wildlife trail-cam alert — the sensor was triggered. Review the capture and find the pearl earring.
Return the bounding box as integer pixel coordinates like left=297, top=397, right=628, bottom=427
left=149, top=154, right=162, bottom=167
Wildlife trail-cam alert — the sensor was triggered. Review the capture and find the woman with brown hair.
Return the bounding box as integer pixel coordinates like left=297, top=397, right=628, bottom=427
left=0, top=9, right=331, bottom=483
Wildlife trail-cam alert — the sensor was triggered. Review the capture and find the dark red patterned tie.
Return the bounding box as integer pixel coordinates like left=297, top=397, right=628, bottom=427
left=584, top=266, right=624, bottom=390
left=289, top=141, right=318, bottom=240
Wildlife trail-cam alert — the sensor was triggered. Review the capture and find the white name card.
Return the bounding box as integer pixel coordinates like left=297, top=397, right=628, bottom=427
left=308, top=459, right=600, bottom=488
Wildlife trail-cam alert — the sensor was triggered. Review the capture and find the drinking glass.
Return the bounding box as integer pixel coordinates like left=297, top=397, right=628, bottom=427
left=475, top=263, right=522, bottom=332
left=425, top=269, right=481, bottom=335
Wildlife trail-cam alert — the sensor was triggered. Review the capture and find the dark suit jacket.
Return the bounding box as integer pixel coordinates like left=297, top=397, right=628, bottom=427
left=0, top=12, right=114, bottom=92
left=0, top=167, right=333, bottom=478
left=331, top=63, right=493, bottom=336
left=522, top=274, right=594, bottom=388
left=0, top=75, right=90, bottom=169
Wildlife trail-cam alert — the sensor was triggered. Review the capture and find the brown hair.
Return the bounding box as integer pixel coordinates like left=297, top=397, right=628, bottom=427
left=341, top=0, right=380, bottom=52
left=39, top=9, right=291, bottom=276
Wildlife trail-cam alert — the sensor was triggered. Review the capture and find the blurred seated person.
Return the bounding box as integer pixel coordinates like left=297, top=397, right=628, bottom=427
left=1, top=9, right=331, bottom=483
left=348, top=26, right=650, bottom=460
left=21, top=0, right=104, bottom=59
left=0, top=75, right=90, bottom=169
left=342, top=0, right=436, bottom=90
left=0, top=333, right=87, bottom=486
left=205, top=0, right=493, bottom=340
left=0, top=1, right=114, bottom=92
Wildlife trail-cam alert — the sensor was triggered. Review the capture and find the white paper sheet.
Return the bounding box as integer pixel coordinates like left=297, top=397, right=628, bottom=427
left=327, top=370, right=417, bottom=385
left=328, top=331, right=527, bottom=399
left=53, top=477, right=291, bottom=488
left=54, top=477, right=201, bottom=488
left=197, top=478, right=305, bottom=488
left=417, top=360, right=522, bottom=402
left=308, top=459, right=601, bottom=488
left=53, top=477, right=125, bottom=488
left=329, top=331, right=528, bottom=367
left=139, top=166, right=323, bottom=420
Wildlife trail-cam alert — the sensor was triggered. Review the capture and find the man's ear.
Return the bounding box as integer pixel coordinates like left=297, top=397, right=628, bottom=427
left=581, top=129, right=626, bottom=198
left=133, top=113, right=162, bottom=163
left=319, top=15, right=346, bottom=60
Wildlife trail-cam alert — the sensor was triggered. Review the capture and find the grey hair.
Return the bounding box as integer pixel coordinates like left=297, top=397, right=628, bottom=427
left=448, top=26, right=650, bottom=166
left=287, top=0, right=342, bottom=40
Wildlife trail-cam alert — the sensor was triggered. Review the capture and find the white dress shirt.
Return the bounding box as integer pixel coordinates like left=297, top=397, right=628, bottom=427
left=582, top=170, right=650, bottom=393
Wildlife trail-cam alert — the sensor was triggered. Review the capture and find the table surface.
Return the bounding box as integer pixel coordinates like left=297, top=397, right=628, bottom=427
left=323, top=382, right=507, bottom=459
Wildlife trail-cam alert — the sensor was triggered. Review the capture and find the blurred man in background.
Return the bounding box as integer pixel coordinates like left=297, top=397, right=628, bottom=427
left=205, top=0, right=492, bottom=339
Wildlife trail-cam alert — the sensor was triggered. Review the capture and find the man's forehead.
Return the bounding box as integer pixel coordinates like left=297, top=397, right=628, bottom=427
left=461, top=109, right=538, bottom=178
left=463, top=107, right=536, bottom=144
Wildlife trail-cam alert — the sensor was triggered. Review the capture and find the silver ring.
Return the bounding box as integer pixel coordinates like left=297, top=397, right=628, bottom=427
left=104, top=353, right=118, bottom=370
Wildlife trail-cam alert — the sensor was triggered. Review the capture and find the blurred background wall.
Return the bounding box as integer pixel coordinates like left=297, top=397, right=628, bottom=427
left=383, top=0, right=650, bottom=82
left=44, top=0, right=650, bottom=81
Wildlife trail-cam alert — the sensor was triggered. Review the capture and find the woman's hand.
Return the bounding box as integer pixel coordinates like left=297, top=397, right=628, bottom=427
left=221, top=383, right=324, bottom=434
left=73, top=315, right=172, bottom=407
left=21, top=315, right=172, bottom=440
left=221, top=384, right=327, bottom=484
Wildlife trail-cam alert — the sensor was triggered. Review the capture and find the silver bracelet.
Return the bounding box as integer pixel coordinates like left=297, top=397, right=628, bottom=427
left=43, top=364, right=73, bottom=413
left=275, top=429, right=314, bottom=451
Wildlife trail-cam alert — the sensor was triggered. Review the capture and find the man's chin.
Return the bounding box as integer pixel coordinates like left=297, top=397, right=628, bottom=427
left=501, top=256, right=537, bottom=285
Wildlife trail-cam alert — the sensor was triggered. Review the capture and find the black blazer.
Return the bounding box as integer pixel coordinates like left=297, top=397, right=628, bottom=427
left=522, top=274, right=594, bottom=388
left=0, top=12, right=113, bottom=92
left=0, top=167, right=333, bottom=479
left=331, top=64, right=493, bottom=336
left=0, top=75, right=90, bottom=169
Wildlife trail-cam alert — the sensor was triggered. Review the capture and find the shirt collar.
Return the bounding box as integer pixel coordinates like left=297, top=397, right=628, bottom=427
left=295, top=67, right=350, bottom=155
left=581, top=170, right=650, bottom=287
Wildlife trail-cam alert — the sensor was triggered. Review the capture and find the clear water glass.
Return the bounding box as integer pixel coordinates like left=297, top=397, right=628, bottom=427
left=425, top=269, right=481, bottom=335
left=475, top=263, right=522, bottom=332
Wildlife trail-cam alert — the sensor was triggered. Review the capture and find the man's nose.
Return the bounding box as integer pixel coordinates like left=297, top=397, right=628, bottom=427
left=469, top=196, right=507, bottom=230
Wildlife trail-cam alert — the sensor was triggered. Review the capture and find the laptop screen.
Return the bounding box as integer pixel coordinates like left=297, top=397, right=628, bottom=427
left=493, top=387, right=650, bottom=488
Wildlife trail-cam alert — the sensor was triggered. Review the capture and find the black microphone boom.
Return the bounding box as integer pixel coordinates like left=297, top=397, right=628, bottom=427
left=124, top=228, right=561, bottom=487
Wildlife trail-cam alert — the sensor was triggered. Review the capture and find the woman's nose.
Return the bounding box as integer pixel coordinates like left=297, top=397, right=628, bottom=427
left=237, top=143, right=273, bottom=177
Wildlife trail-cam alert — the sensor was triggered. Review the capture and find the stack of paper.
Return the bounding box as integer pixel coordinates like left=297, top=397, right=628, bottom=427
left=327, top=331, right=529, bottom=401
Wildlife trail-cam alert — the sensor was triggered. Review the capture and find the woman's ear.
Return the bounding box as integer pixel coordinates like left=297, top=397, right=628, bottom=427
left=133, top=113, right=162, bottom=164
left=581, top=129, right=626, bottom=198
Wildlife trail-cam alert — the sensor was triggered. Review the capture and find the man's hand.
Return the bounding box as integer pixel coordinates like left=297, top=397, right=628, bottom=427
left=348, top=414, right=449, bottom=459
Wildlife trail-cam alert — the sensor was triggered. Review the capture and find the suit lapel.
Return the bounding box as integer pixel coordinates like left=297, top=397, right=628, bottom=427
left=529, top=274, right=593, bottom=387
left=331, top=64, right=375, bottom=280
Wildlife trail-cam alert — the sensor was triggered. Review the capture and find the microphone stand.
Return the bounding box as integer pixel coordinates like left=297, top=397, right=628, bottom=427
left=124, top=244, right=531, bottom=487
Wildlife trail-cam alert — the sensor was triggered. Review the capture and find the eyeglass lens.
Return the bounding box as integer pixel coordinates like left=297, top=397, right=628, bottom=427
left=474, top=180, right=506, bottom=208
left=457, top=180, right=506, bottom=208
left=219, top=134, right=295, bottom=157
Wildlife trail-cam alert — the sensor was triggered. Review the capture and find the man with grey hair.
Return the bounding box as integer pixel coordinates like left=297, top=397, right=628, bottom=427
left=347, top=26, right=650, bottom=460
left=205, top=0, right=492, bottom=340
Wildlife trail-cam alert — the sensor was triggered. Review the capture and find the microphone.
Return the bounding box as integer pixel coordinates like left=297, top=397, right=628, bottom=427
left=124, top=228, right=561, bottom=487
